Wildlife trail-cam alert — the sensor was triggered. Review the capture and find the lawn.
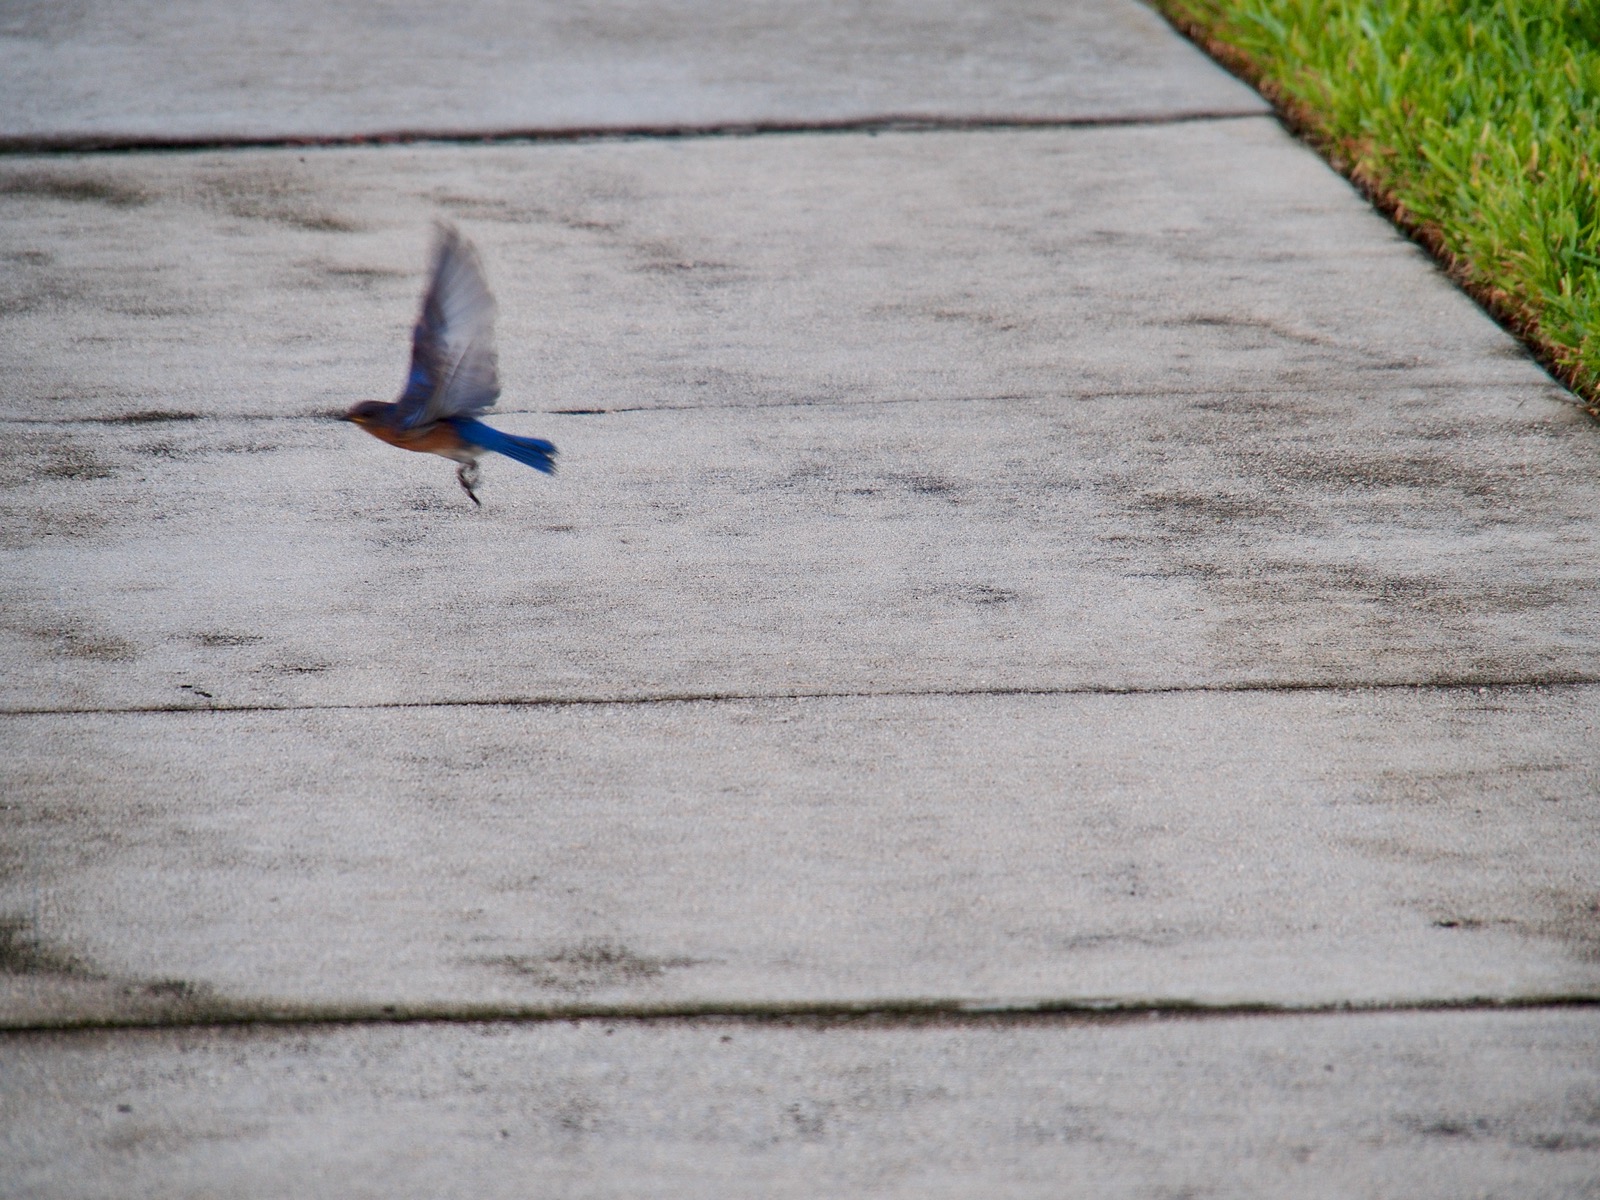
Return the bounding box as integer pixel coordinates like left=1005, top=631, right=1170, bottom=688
left=1151, top=0, right=1600, bottom=412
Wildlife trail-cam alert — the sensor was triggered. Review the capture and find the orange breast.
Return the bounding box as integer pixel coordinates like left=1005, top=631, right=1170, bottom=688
left=362, top=422, right=469, bottom=459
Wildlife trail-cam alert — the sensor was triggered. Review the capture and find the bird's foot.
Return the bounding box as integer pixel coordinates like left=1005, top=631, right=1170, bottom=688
left=457, top=462, right=482, bottom=507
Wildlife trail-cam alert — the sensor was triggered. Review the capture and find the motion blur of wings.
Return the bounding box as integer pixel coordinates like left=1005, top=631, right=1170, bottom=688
left=342, top=223, right=557, bottom=505
left=394, top=225, right=502, bottom=430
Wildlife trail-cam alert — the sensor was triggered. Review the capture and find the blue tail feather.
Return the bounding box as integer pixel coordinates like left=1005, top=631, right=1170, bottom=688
left=454, top=418, right=557, bottom=475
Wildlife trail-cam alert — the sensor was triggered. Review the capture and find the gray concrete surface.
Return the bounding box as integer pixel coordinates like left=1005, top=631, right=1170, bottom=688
left=3, top=0, right=1598, bottom=1193
left=1, top=130, right=1592, bottom=716
left=5, top=1010, right=1599, bottom=1198
left=3, top=687, right=1598, bottom=1026
left=0, top=0, right=1264, bottom=144
left=0, top=127, right=1544, bottom=429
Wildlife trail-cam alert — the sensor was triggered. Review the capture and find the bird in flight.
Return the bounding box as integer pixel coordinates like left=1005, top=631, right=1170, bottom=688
left=342, top=223, right=557, bottom=505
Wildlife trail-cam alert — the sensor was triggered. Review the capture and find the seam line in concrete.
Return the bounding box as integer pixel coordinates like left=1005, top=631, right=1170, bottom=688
left=4, top=994, right=1597, bottom=1036
left=2, top=380, right=1569, bottom=429
left=2, top=676, right=1593, bottom=720
left=531, top=380, right=1573, bottom=416
left=0, top=110, right=1270, bottom=157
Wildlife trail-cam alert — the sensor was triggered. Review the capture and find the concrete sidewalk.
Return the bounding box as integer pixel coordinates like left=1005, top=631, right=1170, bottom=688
left=3, top=2, right=1598, bottom=1196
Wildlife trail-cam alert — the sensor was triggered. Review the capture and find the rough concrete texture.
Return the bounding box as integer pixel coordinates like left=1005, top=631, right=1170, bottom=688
left=4, top=126, right=1598, bottom=1026
left=3, top=0, right=1598, bottom=1192
left=2, top=687, right=1598, bottom=1024
left=5, top=1011, right=1600, bottom=1198
left=0, top=126, right=1547, bottom=427
left=0, top=0, right=1264, bottom=143
left=1, top=129, right=1593, bottom=717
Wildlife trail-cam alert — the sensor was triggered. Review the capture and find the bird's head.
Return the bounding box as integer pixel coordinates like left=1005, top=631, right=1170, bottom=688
left=341, top=400, right=388, bottom=427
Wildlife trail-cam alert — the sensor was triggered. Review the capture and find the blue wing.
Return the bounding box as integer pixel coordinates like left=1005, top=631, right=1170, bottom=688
left=394, top=224, right=502, bottom=429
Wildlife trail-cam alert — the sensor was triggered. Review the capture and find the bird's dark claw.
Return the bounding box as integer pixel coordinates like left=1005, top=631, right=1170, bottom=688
left=457, top=462, right=482, bottom=506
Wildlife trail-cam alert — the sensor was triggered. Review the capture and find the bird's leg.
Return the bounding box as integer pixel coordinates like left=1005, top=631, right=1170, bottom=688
left=456, top=461, right=482, bottom=507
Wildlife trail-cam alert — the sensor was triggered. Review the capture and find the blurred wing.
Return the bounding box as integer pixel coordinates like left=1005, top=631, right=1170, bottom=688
left=394, top=224, right=501, bottom=428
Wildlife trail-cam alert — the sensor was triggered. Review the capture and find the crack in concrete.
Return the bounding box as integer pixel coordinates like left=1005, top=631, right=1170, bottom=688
left=1, top=676, right=1595, bottom=720
left=0, top=110, right=1270, bottom=158
left=3, top=993, right=1597, bottom=1036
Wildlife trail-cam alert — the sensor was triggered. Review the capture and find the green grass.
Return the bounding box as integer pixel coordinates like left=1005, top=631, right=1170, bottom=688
left=1152, top=0, right=1600, bottom=411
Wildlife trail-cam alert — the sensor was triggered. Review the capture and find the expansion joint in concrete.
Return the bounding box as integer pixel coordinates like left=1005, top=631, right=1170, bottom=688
left=0, top=378, right=1566, bottom=428
left=0, top=109, right=1270, bottom=157
left=1, top=675, right=1595, bottom=721
left=5, top=993, right=1598, bottom=1037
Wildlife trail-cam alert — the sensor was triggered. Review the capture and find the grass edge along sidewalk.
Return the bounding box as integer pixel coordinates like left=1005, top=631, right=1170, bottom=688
left=1150, top=0, right=1600, bottom=415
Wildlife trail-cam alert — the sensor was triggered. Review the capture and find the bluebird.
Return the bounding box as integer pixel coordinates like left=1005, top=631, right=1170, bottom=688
left=342, top=223, right=557, bottom=505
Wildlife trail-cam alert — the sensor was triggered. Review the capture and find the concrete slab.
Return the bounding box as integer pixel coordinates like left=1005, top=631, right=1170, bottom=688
left=5, top=1010, right=1599, bottom=1197
left=3, top=687, right=1597, bottom=1023
left=1, top=128, right=1593, bottom=714
left=5, top=0, right=1593, bottom=1187
left=0, top=0, right=1265, bottom=145
left=0, top=124, right=1546, bottom=427
left=1, top=390, right=1596, bottom=714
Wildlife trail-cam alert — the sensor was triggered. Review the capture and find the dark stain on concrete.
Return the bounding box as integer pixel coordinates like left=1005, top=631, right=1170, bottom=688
left=1129, top=488, right=1282, bottom=524
left=36, top=442, right=117, bottom=482
left=0, top=506, right=115, bottom=548
left=1351, top=761, right=1591, bottom=809
left=1171, top=312, right=1340, bottom=350
left=135, top=978, right=215, bottom=1003
left=1185, top=393, right=1324, bottom=426
left=1521, top=1130, right=1600, bottom=1153
left=960, top=584, right=1018, bottom=606
left=197, top=166, right=360, bottom=233
left=882, top=471, right=966, bottom=502
left=928, top=305, right=1027, bottom=334
left=140, top=440, right=205, bottom=462
left=302, top=259, right=408, bottom=285
left=549, top=1094, right=606, bottom=1136
left=256, top=660, right=333, bottom=676
left=0, top=427, right=130, bottom=490
left=485, top=940, right=703, bottom=993
left=426, top=191, right=553, bottom=225
left=634, top=244, right=738, bottom=280
left=232, top=197, right=360, bottom=233
left=784, top=1098, right=833, bottom=1141
left=1013, top=1112, right=1103, bottom=1145
left=1407, top=1116, right=1496, bottom=1141
left=0, top=170, right=149, bottom=208
left=0, top=915, right=94, bottom=977
left=0, top=933, right=223, bottom=1017
left=192, top=631, right=265, bottom=648
left=901, top=473, right=958, bottom=496
left=0, top=279, right=81, bottom=318
left=401, top=491, right=462, bottom=514
left=1058, top=929, right=1181, bottom=952
left=213, top=438, right=284, bottom=456
left=31, top=623, right=137, bottom=662
left=1398, top=1109, right=1600, bottom=1156
left=1194, top=557, right=1586, bottom=622
left=1234, top=447, right=1512, bottom=496
left=96, top=410, right=203, bottom=425
left=129, top=435, right=275, bottom=465
left=1523, top=891, right=1600, bottom=965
